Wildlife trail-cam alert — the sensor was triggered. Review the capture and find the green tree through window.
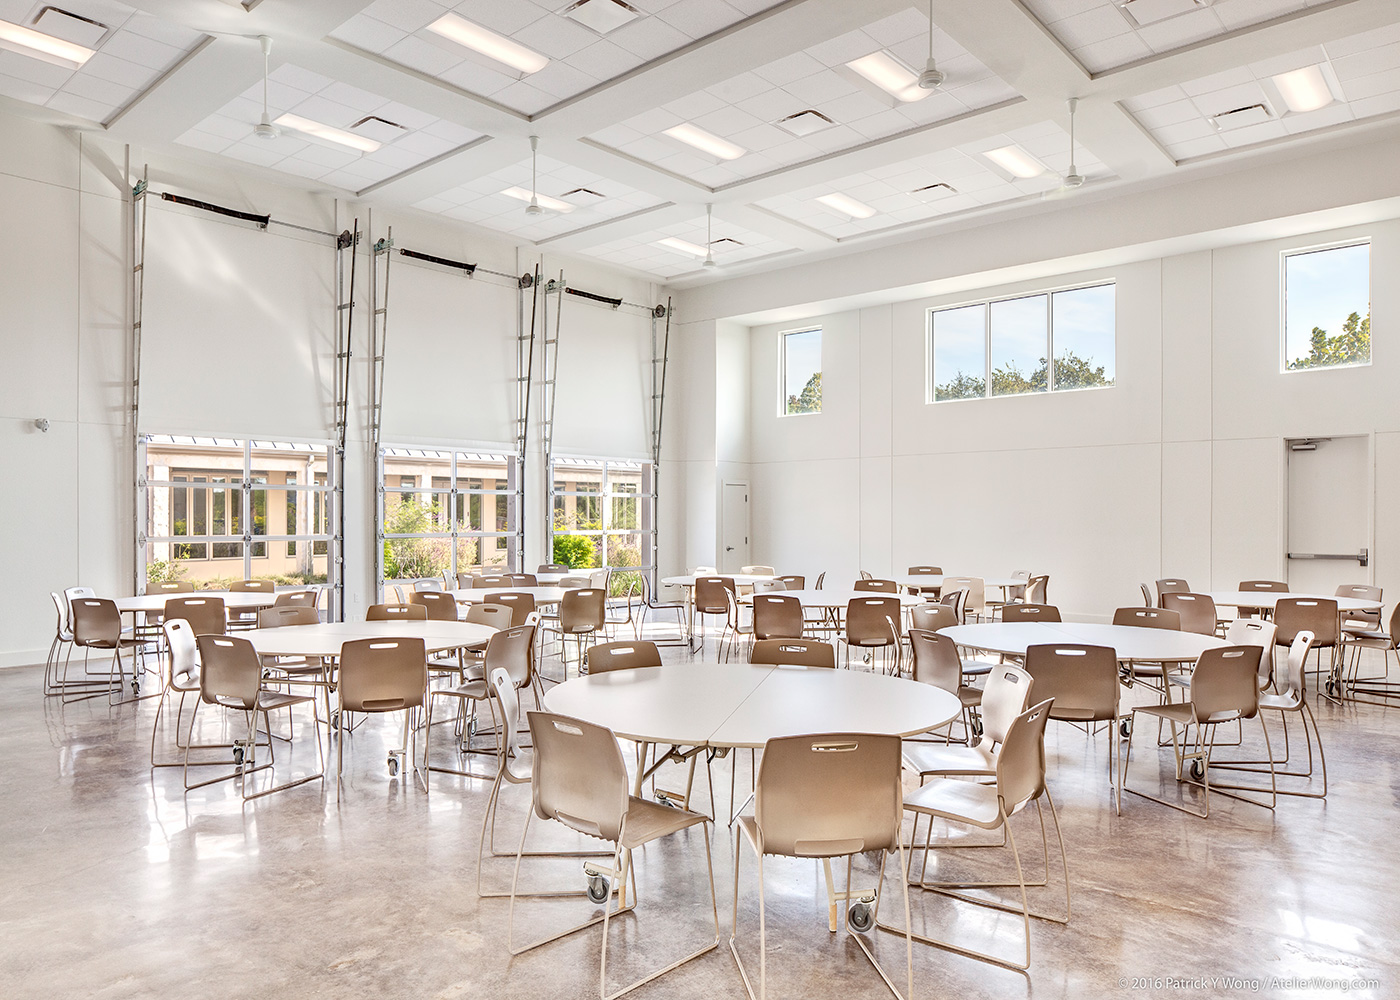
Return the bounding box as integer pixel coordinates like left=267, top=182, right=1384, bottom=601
left=1287, top=310, right=1370, bottom=370
left=787, top=371, right=822, bottom=414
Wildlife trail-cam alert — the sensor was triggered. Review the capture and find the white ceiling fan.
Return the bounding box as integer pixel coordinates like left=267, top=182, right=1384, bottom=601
left=702, top=204, right=716, bottom=269
left=1042, top=98, right=1088, bottom=200
left=252, top=35, right=278, bottom=140
left=525, top=135, right=543, bottom=215
left=917, top=0, right=944, bottom=90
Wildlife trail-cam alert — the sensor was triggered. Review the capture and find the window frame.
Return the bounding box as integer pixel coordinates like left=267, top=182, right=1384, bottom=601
left=1279, top=239, right=1372, bottom=375
left=548, top=456, right=655, bottom=594
left=778, top=326, right=823, bottom=418
left=926, top=280, right=1116, bottom=404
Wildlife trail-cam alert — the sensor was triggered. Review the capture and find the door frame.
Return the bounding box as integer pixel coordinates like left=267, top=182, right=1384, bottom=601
left=1280, top=433, right=1374, bottom=586
left=720, top=480, right=751, bottom=574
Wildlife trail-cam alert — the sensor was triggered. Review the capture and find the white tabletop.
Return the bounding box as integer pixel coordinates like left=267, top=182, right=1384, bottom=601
left=113, top=591, right=305, bottom=613
left=741, top=588, right=923, bottom=610
left=544, top=663, right=960, bottom=750
left=450, top=586, right=570, bottom=606
left=1206, top=591, right=1380, bottom=613
left=242, top=620, right=496, bottom=657
left=535, top=572, right=587, bottom=586
left=942, top=622, right=1228, bottom=663
left=661, top=574, right=778, bottom=588
left=894, top=575, right=1026, bottom=590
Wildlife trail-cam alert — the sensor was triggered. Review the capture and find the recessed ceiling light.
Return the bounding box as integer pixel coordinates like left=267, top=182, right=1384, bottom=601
left=816, top=192, right=876, bottom=219
left=911, top=182, right=957, bottom=201
left=274, top=113, right=382, bottom=152
left=776, top=110, right=836, bottom=137
left=349, top=116, right=406, bottom=144
left=1208, top=103, right=1272, bottom=131
left=426, top=13, right=548, bottom=75
left=0, top=17, right=94, bottom=69
left=662, top=123, right=745, bottom=161
left=846, top=51, right=927, bottom=103
left=501, top=187, right=573, bottom=213
left=1119, top=0, right=1209, bottom=28
left=32, top=8, right=108, bottom=48
left=982, top=144, right=1046, bottom=179
left=657, top=236, right=708, bottom=257
left=1272, top=64, right=1335, bottom=114
left=563, top=0, right=641, bottom=35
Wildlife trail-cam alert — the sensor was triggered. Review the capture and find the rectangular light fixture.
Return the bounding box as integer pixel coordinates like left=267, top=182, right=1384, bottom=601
left=427, top=13, right=549, bottom=75
left=1208, top=103, right=1272, bottom=131
left=1272, top=64, right=1335, bottom=114
left=657, top=236, right=708, bottom=257
left=662, top=123, right=745, bottom=161
left=0, top=17, right=95, bottom=69
left=501, top=186, right=574, bottom=213
left=846, top=51, right=926, bottom=103
left=275, top=113, right=382, bottom=153
left=1119, top=0, right=1206, bottom=28
left=982, top=144, right=1046, bottom=179
left=816, top=192, right=876, bottom=219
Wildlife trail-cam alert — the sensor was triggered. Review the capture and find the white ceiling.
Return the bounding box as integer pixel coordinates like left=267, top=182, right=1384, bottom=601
left=3, top=0, right=1399, bottom=285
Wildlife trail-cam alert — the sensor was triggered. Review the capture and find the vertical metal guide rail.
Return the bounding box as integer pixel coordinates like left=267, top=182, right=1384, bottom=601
left=515, top=267, right=541, bottom=572
left=649, top=298, right=672, bottom=585
left=130, top=165, right=149, bottom=594
left=331, top=219, right=359, bottom=621
left=540, top=274, right=565, bottom=559
left=369, top=225, right=393, bottom=597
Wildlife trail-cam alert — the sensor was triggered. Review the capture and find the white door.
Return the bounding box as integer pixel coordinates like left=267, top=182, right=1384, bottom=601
left=721, top=482, right=750, bottom=574
left=1286, top=436, right=1370, bottom=594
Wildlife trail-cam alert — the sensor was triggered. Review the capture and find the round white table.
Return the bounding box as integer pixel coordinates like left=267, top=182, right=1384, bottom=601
left=661, top=574, right=777, bottom=589
left=894, top=575, right=1026, bottom=592
left=535, top=572, right=588, bottom=586
left=741, top=589, right=923, bottom=610
left=450, top=586, right=570, bottom=606
left=941, top=622, right=1228, bottom=662
left=242, top=620, right=496, bottom=657
left=1206, top=591, right=1381, bottom=614
left=113, top=591, right=305, bottom=614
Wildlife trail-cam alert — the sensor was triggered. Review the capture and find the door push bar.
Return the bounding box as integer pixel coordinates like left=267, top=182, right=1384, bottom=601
left=1287, top=548, right=1368, bottom=566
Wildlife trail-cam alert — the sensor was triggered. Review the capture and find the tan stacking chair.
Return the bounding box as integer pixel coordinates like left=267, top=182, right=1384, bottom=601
left=741, top=565, right=775, bottom=575
left=411, top=578, right=445, bottom=592
left=720, top=587, right=755, bottom=662
left=457, top=603, right=515, bottom=680
left=1337, top=583, right=1383, bottom=642
left=257, top=605, right=334, bottom=718
left=227, top=579, right=274, bottom=629
left=942, top=576, right=985, bottom=621
left=1237, top=579, right=1288, bottom=618
left=585, top=640, right=662, bottom=674
left=273, top=590, right=318, bottom=611
left=43, top=591, right=74, bottom=695
left=367, top=602, right=427, bottom=622
left=150, top=618, right=203, bottom=768
left=488, top=592, right=537, bottom=628
left=537, top=563, right=569, bottom=574
left=1343, top=604, right=1400, bottom=704
left=692, top=577, right=733, bottom=652
left=67, top=597, right=143, bottom=702
left=902, top=663, right=1034, bottom=785
left=559, top=575, right=593, bottom=589
left=854, top=578, right=899, bottom=593
left=508, top=711, right=719, bottom=1000
left=1154, top=578, right=1190, bottom=605
left=505, top=573, right=537, bottom=587
left=547, top=588, right=606, bottom=677
left=731, top=732, right=911, bottom=1000
left=908, top=629, right=982, bottom=741
left=1273, top=597, right=1339, bottom=692
left=750, top=580, right=786, bottom=594
left=150, top=580, right=195, bottom=594
left=813, top=571, right=826, bottom=589
left=906, top=565, right=942, bottom=597
left=1112, top=606, right=1181, bottom=693
left=1024, top=644, right=1124, bottom=813
left=893, top=700, right=1068, bottom=971
left=424, top=625, right=538, bottom=787
left=1023, top=575, right=1049, bottom=605
left=988, top=570, right=1031, bottom=617
left=186, top=634, right=322, bottom=800
left=164, top=595, right=227, bottom=637
left=474, top=575, right=509, bottom=588
left=775, top=574, right=805, bottom=590
left=751, top=594, right=803, bottom=641
left=636, top=575, right=686, bottom=646
left=909, top=603, right=957, bottom=632
left=336, top=636, right=428, bottom=793
left=1123, top=644, right=1271, bottom=818
left=1000, top=604, right=1061, bottom=623
left=1161, top=592, right=1218, bottom=635
left=749, top=638, right=835, bottom=668
left=1170, top=618, right=1277, bottom=694
left=1139, top=583, right=1154, bottom=608
left=940, top=587, right=968, bottom=623
left=844, top=597, right=904, bottom=675
left=408, top=590, right=460, bottom=621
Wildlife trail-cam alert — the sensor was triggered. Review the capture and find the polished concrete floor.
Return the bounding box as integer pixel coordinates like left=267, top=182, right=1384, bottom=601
left=4, top=641, right=1398, bottom=1000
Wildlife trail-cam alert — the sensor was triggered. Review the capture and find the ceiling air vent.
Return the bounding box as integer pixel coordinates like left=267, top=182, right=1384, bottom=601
left=563, top=0, right=641, bottom=35
left=350, top=116, right=407, bottom=143
left=910, top=182, right=957, bottom=200
left=1208, top=103, right=1271, bottom=131
left=32, top=6, right=109, bottom=46
left=559, top=187, right=606, bottom=206
left=776, top=110, right=835, bottom=137
left=708, top=238, right=744, bottom=249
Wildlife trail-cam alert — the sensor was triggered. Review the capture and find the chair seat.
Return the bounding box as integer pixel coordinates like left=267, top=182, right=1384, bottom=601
left=961, top=658, right=996, bottom=676
left=903, top=742, right=995, bottom=777
left=1133, top=703, right=1196, bottom=725
left=1345, top=628, right=1390, bottom=642
left=620, top=795, right=708, bottom=849
left=257, top=690, right=314, bottom=712
left=434, top=679, right=488, bottom=700
left=1257, top=692, right=1302, bottom=711
left=958, top=686, right=982, bottom=707
left=903, top=778, right=1002, bottom=829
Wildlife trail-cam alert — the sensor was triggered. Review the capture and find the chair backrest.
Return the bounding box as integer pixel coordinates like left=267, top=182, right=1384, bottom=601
left=754, top=732, right=902, bottom=856
left=367, top=602, right=427, bottom=621
left=1277, top=630, right=1315, bottom=699
left=845, top=597, right=902, bottom=647
left=907, top=629, right=963, bottom=692
left=150, top=580, right=195, bottom=594
left=1239, top=579, right=1289, bottom=593
left=1336, top=583, right=1382, bottom=627
left=1024, top=575, right=1049, bottom=604
left=484, top=624, right=536, bottom=688
left=860, top=570, right=873, bottom=581
left=456, top=572, right=476, bottom=589
left=741, top=565, right=775, bottom=575
left=853, top=578, right=898, bottom=593
left=273, top=590, right=318, bottom=609
left=1224, top=618, right=1278, bottom=686
left=195, top=634, right=261, bottom=708
left=750, top=638, right=835, bottom=668
left=465, top=603, right=514, bottom=631
left=694, top=577, right=733, bottom=613
left=751, top=579, right=787, bottom=594
left=1155, top=578, right=1190, bottom=604
left=489, top=666, right=529, bottom=783
left=70, top=597, right=121, bottom=647
left=409, top=578, right=443, bottom=592
left=942, top=577, right=984, bottom=613
left=939, top=588, right=968, bottom=623
left=63, top=586, right=96, bottom=627
left=1000, top=603, right=1061, bottom=623
left=586, top=640, right=663, bottom=673
left=257, top=605, right=319, bottom=628
left=907, top=565, right=942, bottom=576
left=486, top=592, right=536, bottom=627
left=980, top=664, right=1035, bottom=746
left=527, top=711, right=630, bottom=842
left=473, top=575, right=509, bottom=589
left=752, top=594, right=804, bottom=640
left=996, top=700, right=1054, bottom=817
left=506, top=573, right=537, bottom=587
left=1160, top=592, right=1218, bottom=635
left=163, top=618, right=198, bottom=689
left=1273, top=597, right=1338, bottom=646
left=230, top=579, right=275, bottom=593
left=1140, top=583, right=1154, bottom=608
left=777, top=574, right=805, bottom=590
left=814, top=571, right=826, bottom=590
left=1024, top=644, right=1119, bottom=722
left=559, top=576, right=592, bottom=589
left=164, top=596, right=227, bottom=637
left=560, top=588, right=606, bottom=631
left=537, top=564, right=569, bottom=574
left=338, top=637, right=428, bottom=712
left=909, top=603, right=958, bottom=632
left=1189, top=645, right=1262, bottom=722
left=50, top=592, right=72, bottom=640
left=408, top=590, right=460, bottom=621
left=1112, top=606, right=1180, bottom=630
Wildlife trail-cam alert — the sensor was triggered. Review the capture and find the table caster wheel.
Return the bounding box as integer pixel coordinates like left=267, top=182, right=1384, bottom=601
left=131, top=681, right=140, bottom=696
left=1189, top=759, right=1205, bottom=781
left=587, top=874, right=610, bottom=904
left=1120, top=718, right=1133, bottom=738
left=387, top=755, right=399, bottom=777
left=232, top=746, right=245, bottom=766
left=848, top=902, right=873, bottom=933
left=1325, top=679, right=1338, bottom=697
left=330, top=710, right=341, bottom=730
left=970, top=718, right=984, bottom=738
